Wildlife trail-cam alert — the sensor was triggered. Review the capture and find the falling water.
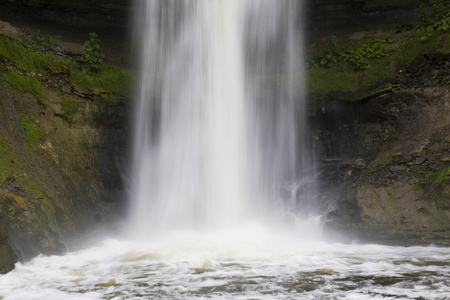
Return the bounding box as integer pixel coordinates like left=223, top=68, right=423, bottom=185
left=129, top=0, right=317, bottom=237
left=1, top=1, right=449, bottom=299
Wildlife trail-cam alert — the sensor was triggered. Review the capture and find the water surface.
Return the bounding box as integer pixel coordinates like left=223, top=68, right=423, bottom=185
left=1, top=226, right=448, bottom=299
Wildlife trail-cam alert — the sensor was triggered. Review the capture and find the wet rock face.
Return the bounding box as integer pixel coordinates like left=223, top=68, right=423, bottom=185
left=0, top=0, right=130, bottom=29
left=0, top=0, right=425, bottom=31
left=0, top=225, right=17, bottom=274
left=308, top=0, right=424, bottom=29
left=315, top=62, right=450, bottom=245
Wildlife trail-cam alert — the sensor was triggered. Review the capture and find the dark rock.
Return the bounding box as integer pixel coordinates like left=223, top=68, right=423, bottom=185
left=390, top=165, right=408, bottom=172
left=0, top=225, right=17, bottom=274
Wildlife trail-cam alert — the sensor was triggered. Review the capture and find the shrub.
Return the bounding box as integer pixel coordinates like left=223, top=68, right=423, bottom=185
left=309, top=36, right=345, bottom=68
left=80, top=32, right=105, bottom=73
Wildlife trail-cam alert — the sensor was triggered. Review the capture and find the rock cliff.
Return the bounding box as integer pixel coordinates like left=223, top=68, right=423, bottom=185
left=0, top=22, right=129, bottom=271
left=315, top=53, right=450, bottom=245
left=0, top=0, right=448, bottom=273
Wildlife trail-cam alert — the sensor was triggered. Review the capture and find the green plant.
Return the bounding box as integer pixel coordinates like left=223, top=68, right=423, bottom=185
left=0, top=35, right=71, bottom=73
left=344, top=36, right=398, bottom=70
left=80, top=32, right=105, bottom=73
left=310, top=36, right=345, bottom=68
left=70, top=65, right=133, bottom=96
left=1, top=71, right=45, bottom=104
left=310, top=35, right=398, bottom=70
left=418, top=0, right=450, bottom=40
left=395, top=23, right=413, bottom=34
left=23, top=29, right=61, bottom=54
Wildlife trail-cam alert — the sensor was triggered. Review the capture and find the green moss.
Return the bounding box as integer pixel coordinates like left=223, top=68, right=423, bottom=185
left=18, top=116, right=46, bottom=146
left=395, top=37, right=423, bottom=68
left=361, top=57, right=395, bottom=87
left=347, top=83, right=395, bottom=102
left=22, top=179, right=46, bottom=198
left=1, top=72, right=45, bottom=104
left=433, top=166, right=450, bottom=185
left=70, top=65, right=133, bottom=96
left=368, top=151, right=394, bottom=172
left=442, top=35, right=450, bottom=52
left=61, top=94, right=78, bottom=120
left=0, top=35, right=71, bottom=73
left=307, top=55, right=395, bottom=95
left=307, top=67, right=360, bottom=94
left=0, top=136, right=21, bottom=183
left=0, top=35, right=132, bottom=97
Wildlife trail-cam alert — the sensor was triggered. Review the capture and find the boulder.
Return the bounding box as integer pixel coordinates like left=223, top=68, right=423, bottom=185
left=0, top=21, right=22, bottom=39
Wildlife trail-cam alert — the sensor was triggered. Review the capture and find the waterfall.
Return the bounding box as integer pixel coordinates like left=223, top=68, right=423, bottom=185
left=129, top=0, right=318, bottom=238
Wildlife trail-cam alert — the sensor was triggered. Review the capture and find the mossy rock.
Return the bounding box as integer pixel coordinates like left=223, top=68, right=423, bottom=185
left=345, top=83, right=396, bottom=102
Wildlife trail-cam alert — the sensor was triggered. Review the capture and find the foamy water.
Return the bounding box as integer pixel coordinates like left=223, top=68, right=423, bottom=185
left=1, top=226, right=449, bottom=299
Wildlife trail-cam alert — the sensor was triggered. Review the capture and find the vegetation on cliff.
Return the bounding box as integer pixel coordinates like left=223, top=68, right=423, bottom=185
left=307, top=0, right=450, bottom=95
left=0, top=27, right=129, bottom=267
left=0, top=31, right=132, bottom=99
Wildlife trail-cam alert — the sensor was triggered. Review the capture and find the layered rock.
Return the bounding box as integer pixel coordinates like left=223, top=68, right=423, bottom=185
left=316, top=54, right=450, bottom=245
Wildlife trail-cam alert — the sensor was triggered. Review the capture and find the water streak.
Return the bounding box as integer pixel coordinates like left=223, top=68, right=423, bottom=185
left=130, top=0, right=317, bottom=238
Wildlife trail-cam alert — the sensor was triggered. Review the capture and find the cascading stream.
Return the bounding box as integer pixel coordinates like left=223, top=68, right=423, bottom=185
left=129, top=0, right=318, bottom=237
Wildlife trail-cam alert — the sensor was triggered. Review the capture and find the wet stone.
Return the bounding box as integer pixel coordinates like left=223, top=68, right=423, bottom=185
left=390, top=165, right=408, bottom=172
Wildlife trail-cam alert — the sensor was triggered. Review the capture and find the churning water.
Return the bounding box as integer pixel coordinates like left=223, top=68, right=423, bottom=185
left=0, top=232, right=449, bottom=299
left=1, top=1, right=449, bottom=299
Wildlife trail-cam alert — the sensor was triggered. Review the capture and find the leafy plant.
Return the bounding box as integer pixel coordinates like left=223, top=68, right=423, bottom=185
left=310, top=36, right=345, bottom=68
left=418, top=0, right=450, bottom=40
left=395, top=23, right=414, bottom=34
left=80, top=32, right=105, bottom=73
left=344, top=35, right=398, bottom=70
left=310, top=35, right=398, bottom=70
left=23, top=29, right=61, bottom=54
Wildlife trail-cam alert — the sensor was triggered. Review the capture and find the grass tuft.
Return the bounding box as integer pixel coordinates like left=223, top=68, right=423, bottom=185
left=70, top=65, right=133, bottom=96
left=18, top=115, right=46, bottom=145
left=61, top=94, right=78, bottom=121
left=0, top=35, right=71, bottom=73
left=2, top=71, right=45, bottom=104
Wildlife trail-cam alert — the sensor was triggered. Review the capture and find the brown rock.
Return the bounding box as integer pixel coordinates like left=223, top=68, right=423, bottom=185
left=0, top=21, right=22, bottom=39
left=355, top=185, right=391, bottom=224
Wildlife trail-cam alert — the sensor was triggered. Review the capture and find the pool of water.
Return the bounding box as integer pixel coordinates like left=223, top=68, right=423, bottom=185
left=1, top=226, right=449, bottom=300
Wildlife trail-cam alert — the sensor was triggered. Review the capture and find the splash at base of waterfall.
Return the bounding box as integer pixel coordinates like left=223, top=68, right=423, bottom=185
left=0, top=227, right=449, bottom=300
